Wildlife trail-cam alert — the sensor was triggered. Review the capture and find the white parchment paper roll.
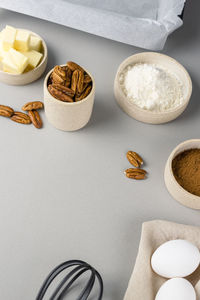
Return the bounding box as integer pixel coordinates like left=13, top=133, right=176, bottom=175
left=0, top=0, right=186, bottom=50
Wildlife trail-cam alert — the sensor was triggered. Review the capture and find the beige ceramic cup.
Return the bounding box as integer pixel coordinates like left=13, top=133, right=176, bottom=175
left=44, top=66, right=95, bottom=131
left=164, top=139, right=200, bottom=209
left=114, top=52, right=192, bottom=124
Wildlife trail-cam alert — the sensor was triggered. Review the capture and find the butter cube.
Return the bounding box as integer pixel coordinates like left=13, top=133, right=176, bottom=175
left=24, top=65, right=33, bottom=73
left=0, top=32, right=7, bottom=62
left=14, top=29, right=30, bottom=51
left=2, top=25, right=16, bottom=51
left=0, top=45, right=4, bottom=62
left=2, top=52, right=21, bottom=74
left=29, top=35, right=42, bottom=52
left=0, top=43, right=7, bottom=62
left=9, top=48, right=28, bottom=73
left=21, top=50, right=43, bottom=69
left=0, top=38, right=4, bottom=61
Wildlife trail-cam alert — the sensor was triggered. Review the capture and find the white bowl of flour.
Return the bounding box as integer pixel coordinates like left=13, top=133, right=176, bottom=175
left=114, top=52, right=192, bottom=124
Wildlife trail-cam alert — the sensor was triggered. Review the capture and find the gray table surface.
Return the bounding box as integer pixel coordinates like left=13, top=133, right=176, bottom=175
left=0, top=2, right=200, bottom=299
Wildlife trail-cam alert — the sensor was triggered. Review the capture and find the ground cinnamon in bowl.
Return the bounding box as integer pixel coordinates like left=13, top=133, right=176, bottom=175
left=172, top=149, right=200, bottom=196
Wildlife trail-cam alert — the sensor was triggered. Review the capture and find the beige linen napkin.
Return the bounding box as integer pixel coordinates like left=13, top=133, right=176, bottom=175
left=124, top=220, right=200, bottom=300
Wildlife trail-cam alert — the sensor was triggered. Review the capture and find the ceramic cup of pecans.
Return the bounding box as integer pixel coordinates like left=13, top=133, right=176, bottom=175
left=44, top=61, right=95, bottom=131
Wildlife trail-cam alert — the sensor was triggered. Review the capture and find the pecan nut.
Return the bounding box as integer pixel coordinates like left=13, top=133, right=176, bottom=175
left=77, top=70, right=84, bottom=94
left=75, top=85, right=92, bottom=102
left=28, top=110, right=42, bottom=129
left=76, top=83, right=88, bottom=97
left=51, top=72, right=65, bottom=85
left=0, top=105, right=14, bottom=117
left=71, top=70, right=79, bottom=93
left=67, top=61, right=84, bottom=72
left=53, top=65, right=66, bottom=78
left=48, top=85, right=73, bottom=102
left=126, top=151, right=143, bottom=168
left=51, top=84, right=75, bottom=98
left=11, top=112, right=31, bottom=124
left=65, top=67, right=72, bottom=87
left=22, top=101, right=44, bottom=111
left=125, top=168, right=146, bottom=180
left=51, top=65, right=67, bottom=85
left=84, top=74, right=92, bottom=84
left=47, top=63, right=93, bottom=103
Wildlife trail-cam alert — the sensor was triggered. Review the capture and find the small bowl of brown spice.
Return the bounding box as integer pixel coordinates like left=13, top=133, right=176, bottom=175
left=44, top=61, right=95, bottom=131
left=164, top=139, right=200, bottom=209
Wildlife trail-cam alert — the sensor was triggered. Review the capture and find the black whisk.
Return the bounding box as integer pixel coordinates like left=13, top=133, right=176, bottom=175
left=36, top=260, right=103, bottom=300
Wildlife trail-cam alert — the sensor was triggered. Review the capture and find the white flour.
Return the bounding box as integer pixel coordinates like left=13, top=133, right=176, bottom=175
left=119, top=63, right=184, bottom=112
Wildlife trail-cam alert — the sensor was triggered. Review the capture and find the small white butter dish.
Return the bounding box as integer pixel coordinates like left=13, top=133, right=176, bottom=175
left=114, top=52, right=192, bottom=124
left=0, top=29, right=47, bottom=85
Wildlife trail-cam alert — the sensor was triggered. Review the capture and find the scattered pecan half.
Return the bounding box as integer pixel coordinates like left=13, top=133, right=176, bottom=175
left=22, top=101, right=44, bottom=111
left=1, top=101, right=44, bottom=129
left=11, top=112, right=31, bottom=124
left=28, top=110, right=42, bottom=129
left=126, top=151, right=143, bottom=168
left=125, top=168, right=146, bottom=180
left=0, top=105, right=14, bottom=117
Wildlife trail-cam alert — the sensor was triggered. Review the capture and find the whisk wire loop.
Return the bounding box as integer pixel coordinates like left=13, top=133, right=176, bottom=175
left=36, top=260, right=103, bottom=300
left=49, top=265, right=85, bottom=300
left=77, top=268, right=96, bottom=300
left=57, top=267, right=91, bottom=300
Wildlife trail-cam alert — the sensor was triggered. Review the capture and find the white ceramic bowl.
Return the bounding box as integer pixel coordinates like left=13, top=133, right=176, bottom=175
left=0, top=29, right=47, bottom=85
left=44, top=65, right=95, bottom=131
left=114, top=52, right=192, bottom=124
left=164, top=139, right=200, bottom=209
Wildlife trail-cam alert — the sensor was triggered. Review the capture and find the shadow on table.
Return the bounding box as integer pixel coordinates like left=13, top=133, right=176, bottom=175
left=86, top=97, right=119, bottom=130
left=166, top=0, right=200, bottom=50
left=176, top=78, right=200, bottom=123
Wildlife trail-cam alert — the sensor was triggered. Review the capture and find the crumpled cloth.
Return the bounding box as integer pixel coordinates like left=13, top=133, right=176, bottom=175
left=124, top=220, right=200, bottom=300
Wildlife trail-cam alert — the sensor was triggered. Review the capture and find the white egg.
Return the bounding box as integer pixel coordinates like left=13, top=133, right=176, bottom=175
left=151, top=239, right=200, bottom=278
left=155, top=278, right=196, bottom=300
